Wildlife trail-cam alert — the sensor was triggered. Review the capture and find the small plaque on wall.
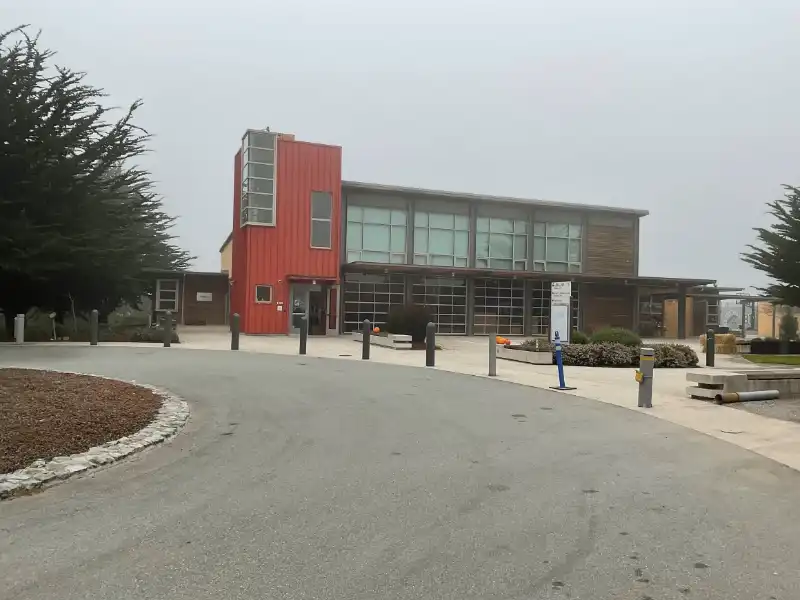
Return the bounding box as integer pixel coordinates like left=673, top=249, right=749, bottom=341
left=196, top=292, right=213, bottom=302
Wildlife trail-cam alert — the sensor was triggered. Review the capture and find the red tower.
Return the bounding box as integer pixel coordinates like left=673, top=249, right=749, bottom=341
left=230, top=130, right=342, bottom=334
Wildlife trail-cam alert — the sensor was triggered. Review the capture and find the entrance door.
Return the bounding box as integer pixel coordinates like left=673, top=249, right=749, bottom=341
left=308, top=290, right=327, bottom=335
left=289, top=283, right=328, bottom=335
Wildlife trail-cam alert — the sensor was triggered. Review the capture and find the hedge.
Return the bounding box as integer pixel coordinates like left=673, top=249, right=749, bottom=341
left=516, top=340, right=698, bottom=368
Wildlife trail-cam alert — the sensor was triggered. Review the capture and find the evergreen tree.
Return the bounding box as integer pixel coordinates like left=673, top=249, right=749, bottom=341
left=0, top=26, right=191, bottom=330
left=742, top=185, right=800, bottom=307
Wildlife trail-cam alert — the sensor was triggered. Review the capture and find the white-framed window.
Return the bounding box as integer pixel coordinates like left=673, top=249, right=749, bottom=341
left=346, top=205, right=407, bottom=263
left=413, top=211, right=470, bottom=267
left=532, top=222, right=582, bottom=273
left=255, top=284, right=273, bottom=303
left=241, top=130, right=276, bottom=226
left=310, top=191, right=332, bottom=249
left=476, top=217, right=528, bottom=270
left=156, top=279, right=179, bottom=312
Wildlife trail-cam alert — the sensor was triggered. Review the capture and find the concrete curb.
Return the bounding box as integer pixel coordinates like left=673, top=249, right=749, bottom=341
left=0, top=367, right=189, bottom=500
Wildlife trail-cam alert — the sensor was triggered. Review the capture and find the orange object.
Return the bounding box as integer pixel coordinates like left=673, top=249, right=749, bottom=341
left=496, top=336, right=509, bottom=345
left=373, top=327, right=380, bottom=333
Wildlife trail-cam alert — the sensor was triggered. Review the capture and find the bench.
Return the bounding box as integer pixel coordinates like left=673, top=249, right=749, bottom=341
left=686, top=369, right=800, bottom=400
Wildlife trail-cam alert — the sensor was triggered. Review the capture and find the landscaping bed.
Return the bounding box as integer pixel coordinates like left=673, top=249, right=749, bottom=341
left=0, top=369, right=162, bottom=473
left=499, top=328, right=699, bottom=368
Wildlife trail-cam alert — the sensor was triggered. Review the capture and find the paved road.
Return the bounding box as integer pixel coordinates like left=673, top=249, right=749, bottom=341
left=1, top=346, right=800, bottom=600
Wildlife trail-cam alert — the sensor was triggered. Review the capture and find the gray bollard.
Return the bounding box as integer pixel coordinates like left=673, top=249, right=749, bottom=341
left=163, top=311, right=172, bottom=348
left=488, top=335, right=497, bottom=376
left=14, top=314, right=24, bottom=344
left=425, top=322, right=436, bottom=367
left=706, top=328, right=715, bottom=367
left=362, top=319, right=371, bottom=360
left=89, top=309, right=99, bottom=346
left=299, top=316, right=308, bottom=355
left=231, top=313, right=240, bottom=350
left=637, top=347, right=654, bottom=408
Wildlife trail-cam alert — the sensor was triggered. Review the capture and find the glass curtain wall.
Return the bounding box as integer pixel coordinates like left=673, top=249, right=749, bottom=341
left=240, top=131, right=276, bottom=225
left=530, top=281, right=580, bottom=337
left=411, top=277, right=467, bottom=334
left=473, top=278, right=525, bottom=335
left=413, top=212, right=469, bottom=267
left=346, top=206, right=407, bottom=264
left=532, top=223, right=582, bottom=273
left=475, top=217, right=528, bottom=270
left=342, top=273, right=406, bottom=332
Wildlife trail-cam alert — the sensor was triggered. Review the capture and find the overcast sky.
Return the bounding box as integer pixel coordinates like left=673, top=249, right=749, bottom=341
left=7, top=1, right=799, bottom=287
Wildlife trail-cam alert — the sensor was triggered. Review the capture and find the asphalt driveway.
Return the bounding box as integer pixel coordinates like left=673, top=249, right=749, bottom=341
left=1, top=345, right=799, bottom=599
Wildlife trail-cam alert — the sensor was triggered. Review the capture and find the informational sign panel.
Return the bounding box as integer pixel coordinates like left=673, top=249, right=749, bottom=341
left=550, top=281, right=572, bottom=343
left=550, top=281, right=572, bottom=306
left=196, top=292, right=213, bottom=302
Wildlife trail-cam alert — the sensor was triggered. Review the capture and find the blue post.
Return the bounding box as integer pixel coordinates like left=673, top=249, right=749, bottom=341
left=549, top=331, right=576, bottom=391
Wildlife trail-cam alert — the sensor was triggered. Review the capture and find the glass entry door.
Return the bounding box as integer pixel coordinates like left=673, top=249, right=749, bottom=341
left=289, top=283, right=327, bottom=335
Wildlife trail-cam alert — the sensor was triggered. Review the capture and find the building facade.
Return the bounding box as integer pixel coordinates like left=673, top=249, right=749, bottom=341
left=229, top=128, right=714, bottom=338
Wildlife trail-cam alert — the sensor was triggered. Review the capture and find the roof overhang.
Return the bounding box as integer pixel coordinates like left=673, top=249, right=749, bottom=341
left=341, top=180, right=649, bottom=217
left=342, top=262, right=713, bottom=288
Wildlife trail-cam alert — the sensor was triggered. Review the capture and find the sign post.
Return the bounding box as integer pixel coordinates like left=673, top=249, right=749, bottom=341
left=550, top=281, right=571, bottom=343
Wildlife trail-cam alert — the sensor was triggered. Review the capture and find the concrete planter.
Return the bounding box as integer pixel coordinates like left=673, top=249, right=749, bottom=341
left=496, top=344, right=553, bottom=365
left=351, top=331, right=413, bottom=350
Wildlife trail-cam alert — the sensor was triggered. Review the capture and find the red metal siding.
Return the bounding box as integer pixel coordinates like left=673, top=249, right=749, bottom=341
left=243, top=139, right=342, bottom=334
left=230, top=150, right=249, bottom=327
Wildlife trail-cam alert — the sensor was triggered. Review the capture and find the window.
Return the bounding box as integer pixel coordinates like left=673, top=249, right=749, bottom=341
left=346, top=205, right=407, bottom=263
left=532, top=222, right=582, bottom=273
left=343, top=273, right=406, bottom=331
left=473, top=278, right=525, bottom=335
left=311, top=191, right=332, bottom=249
left=411, top=277, right=467, bottom=334
left=414, top=211, right=469, bottom=267
left=241, top=130, right=276, bottom=226
left=530, top=281, right=580, bottom=336
left=255, top=285, right=273, bottom=303
left=475, top=217, right=528, bottom=270
left=156, top=279, right=179, bottom=312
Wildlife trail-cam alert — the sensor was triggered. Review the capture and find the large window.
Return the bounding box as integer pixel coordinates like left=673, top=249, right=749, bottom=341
left=530, top=281, right=580, bottom=337
left=532, top=223, right=582, bottom=273
left=476, top=217, right=527, bottom=270
left=343, top=273, right=406, bottom=332
left=310, top=192, right=332, bottom=249
left=156, top=279, right=179, bottom=312
left=411, top=277, right=467, bottom=334
left=241, top=131, right=276, bottom=226
left=346, top=206, right=407, bottom=263
left=413, top=212, right=469, bottom=267
left=473, top=278, right=525, bottom=335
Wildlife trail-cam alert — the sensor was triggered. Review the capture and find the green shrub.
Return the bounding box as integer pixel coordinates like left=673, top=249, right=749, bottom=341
left=779, top=310, right=799, bottom=341
left=518, top=338, right=552, bottom=352
left=556, top=342, right=696, bottom=368
left=590, top=327, right=641, bottom=347
left=570, top=330, right=590, bottom=344
left=385, top=304, right=432, bottom=343
left=129, top=327, right=180, bottom=344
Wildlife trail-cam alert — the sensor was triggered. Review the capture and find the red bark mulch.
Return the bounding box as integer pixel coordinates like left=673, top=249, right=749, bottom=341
left=0, top=369, right=161, bottom=474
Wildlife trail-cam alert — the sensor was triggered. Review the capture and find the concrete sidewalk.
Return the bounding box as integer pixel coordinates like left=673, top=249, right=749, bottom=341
left=11, top=328, right=800, bottom=472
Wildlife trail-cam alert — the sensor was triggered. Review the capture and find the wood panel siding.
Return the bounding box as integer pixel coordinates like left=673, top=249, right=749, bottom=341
left=581, top=284, right=635, bottom=333
left=585, top=224, right=636, bottom=276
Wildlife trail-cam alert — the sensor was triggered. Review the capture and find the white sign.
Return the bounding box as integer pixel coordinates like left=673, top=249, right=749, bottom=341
left=551, top=281, right=572, bottom=305
left=550, top=304, right=571, bottom=343
left=196, top=292, right=213, bottom=302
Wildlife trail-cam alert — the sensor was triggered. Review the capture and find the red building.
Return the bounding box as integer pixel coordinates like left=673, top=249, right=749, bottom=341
left=231, top=130, right=342, bottom=335
left=229, top=128, right=716, bottom=338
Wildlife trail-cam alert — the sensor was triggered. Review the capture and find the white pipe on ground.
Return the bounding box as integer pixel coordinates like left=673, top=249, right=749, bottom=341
left=715, top=390, right=780, bottom=404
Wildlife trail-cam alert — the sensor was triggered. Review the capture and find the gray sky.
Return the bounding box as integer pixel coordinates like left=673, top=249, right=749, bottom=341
left=7, top=1, right=799, bottom=287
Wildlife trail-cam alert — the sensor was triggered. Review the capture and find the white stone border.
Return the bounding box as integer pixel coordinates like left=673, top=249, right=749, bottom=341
left=0, top=367, right=189, bottom=500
